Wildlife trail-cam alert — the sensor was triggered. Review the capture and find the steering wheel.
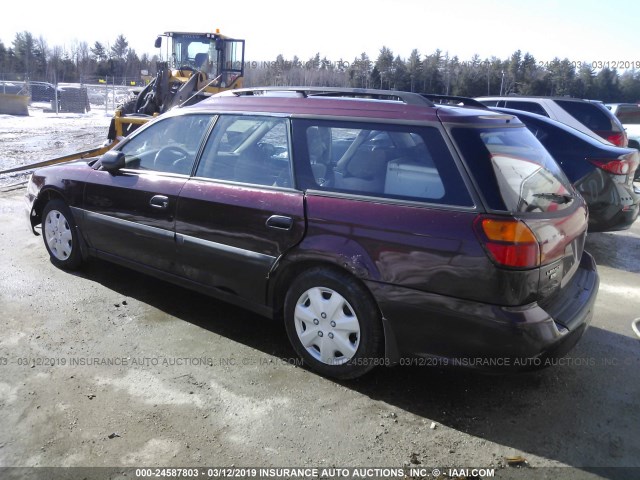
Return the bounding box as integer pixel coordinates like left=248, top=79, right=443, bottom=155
left=257, top=142, right=275, bottom=157
left=154, top=145, right=189, bottom=172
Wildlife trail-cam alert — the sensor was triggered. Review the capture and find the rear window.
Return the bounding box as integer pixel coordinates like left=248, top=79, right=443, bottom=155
left=452, top=125, right=575, bottom=213
left=555, top=100, right=616, bottom=131
left=614, top=105, right=640, bottom=125
left=478, top=100, right=499, bottom=107
left=503, top=101, right=549, bottom=117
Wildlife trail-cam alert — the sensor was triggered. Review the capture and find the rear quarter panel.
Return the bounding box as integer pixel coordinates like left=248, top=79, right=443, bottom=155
left=284, top=194, right=541, bottom=306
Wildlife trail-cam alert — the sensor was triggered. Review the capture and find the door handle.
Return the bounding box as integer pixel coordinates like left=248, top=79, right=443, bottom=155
left=266, top=215, right=293, bottom=230
left=149, top=195, right=169, bottom=210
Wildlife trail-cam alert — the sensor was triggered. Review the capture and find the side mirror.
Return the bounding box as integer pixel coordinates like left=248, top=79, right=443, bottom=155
left=100, top=150, right=125, bottom=171
left=154, top=36, right=162, bottom=49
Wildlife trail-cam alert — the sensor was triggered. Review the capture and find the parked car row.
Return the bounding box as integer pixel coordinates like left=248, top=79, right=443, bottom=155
left=430, top=94, right=640, bottom=232
left=0, top=81, right=60, bottom=102
left=490, top=108, right=639, bottom=232
left=606, top=103, right=640, bottom=180
left=476, top=96, right=629, bottom=147
left=26, top=87, right=601, bottom=379
left=606, top=103, right=640, bottom=150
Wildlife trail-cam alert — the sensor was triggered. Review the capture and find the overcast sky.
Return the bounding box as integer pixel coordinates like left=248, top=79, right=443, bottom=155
left=2, top=0, right=639, bottom=69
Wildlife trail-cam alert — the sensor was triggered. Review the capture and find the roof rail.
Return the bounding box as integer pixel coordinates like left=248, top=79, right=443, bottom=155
left=420, top=94, right=487, bottom=108
left=219, top=86, right=436, bottom=106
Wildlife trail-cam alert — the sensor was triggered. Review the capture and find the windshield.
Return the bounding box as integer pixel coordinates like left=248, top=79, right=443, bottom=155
left=452, top=126, right=575, bottom=213
left=171, top=34, right=217, bottom=76
left=170, top=34, right=244, bottom=84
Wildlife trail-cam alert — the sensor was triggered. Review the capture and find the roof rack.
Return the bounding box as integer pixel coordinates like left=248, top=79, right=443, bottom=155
left=219, top=86, right=436, bottom=107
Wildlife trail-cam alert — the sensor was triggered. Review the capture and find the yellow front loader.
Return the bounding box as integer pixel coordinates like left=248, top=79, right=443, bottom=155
left=0, top=30, right=245, bottom=177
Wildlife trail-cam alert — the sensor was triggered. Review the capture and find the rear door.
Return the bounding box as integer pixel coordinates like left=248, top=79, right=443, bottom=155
left=174, top=114, right=305, bottom=305
left=292, top=118, right=481, bottom=299
left=83, top=113, right=215, bottom=273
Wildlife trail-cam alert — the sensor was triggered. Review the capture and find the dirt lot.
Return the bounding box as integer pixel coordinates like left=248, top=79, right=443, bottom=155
left=0, top=111, right=639, bottom=480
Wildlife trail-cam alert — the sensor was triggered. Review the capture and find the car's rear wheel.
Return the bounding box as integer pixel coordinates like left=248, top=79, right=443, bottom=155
left=42, top=199, right=83, bottom=270
left=284, top=268, right=383, bottom=379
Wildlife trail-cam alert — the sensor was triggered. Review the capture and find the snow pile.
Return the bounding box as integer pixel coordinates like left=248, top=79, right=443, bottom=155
left=0, top=106, right=113, bottom=186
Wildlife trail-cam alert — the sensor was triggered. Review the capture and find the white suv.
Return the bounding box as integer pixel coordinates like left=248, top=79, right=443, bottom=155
left=607, top=103, right=640, bottom=180
left=606, top=103, right=640, bottom=149
left=476, top=96, right=628, bottom=147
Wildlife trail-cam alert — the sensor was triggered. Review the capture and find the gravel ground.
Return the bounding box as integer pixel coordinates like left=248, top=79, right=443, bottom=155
left=0, top=110, right=639, bottom=480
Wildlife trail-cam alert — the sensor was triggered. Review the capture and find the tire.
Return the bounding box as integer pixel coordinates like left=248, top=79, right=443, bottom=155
left=284, top=267, right=383, bottom=379
left=42, top=199, right=83, bottom=270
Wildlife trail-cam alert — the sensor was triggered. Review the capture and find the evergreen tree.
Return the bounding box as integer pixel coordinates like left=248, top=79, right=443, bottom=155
left=422, top=50, right=444, bottom=93
left=90, top=42, right=107, bottom=62
left=375, top=46, right=394, bottom=89
left=407, top=49, right=421, bottom=92
left=110, top=35, right=129, bottom=59
left=12, top=31, right=36, bottom=77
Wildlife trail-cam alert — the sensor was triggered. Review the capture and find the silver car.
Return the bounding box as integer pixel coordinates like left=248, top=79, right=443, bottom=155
left=476, top=96, right=628, bottom=147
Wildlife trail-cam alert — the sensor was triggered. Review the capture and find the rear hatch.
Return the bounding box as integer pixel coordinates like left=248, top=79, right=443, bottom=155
left=449, top=119, right=588, bottom=306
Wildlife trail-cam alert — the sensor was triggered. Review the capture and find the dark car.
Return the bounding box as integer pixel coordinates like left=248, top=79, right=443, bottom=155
left=29, top=81, right=59, bottom=102
left=492, top=107, right=639, bottom=232
left=26, top=87, right=599, bottom=379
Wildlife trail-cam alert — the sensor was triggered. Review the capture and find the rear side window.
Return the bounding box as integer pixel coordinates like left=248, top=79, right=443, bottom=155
left=504, top=101, right=549, bottom=117
left=452, top=125, right=575, bottom=213
left=555, top=100, right=616, bottom=131
left=293, top=120, right=473, bottom=206
left=195, top=115, right=292, bottom=187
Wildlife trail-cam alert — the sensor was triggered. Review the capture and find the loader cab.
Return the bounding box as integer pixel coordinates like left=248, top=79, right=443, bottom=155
left=158, top=31, right=245, bottom=89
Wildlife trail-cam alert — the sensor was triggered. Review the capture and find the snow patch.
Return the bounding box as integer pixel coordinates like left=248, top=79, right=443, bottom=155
left=598, top=282, right=640, bottom=299
left=121, top=438, right=182, bottom=465
left=0, top=382, right=20, bottom=404
left=94, top=370, right=205, bottom=408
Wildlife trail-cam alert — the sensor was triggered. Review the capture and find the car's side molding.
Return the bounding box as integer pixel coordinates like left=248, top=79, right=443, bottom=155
left=83, top=210, right=278, bottom=268
left=83, top=210, right=175, bottom=241
left=175, top=233, right=276, bottom=267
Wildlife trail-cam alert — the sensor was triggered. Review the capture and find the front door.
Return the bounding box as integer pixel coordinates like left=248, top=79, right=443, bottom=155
left=83, top=113, right=216, bottom=273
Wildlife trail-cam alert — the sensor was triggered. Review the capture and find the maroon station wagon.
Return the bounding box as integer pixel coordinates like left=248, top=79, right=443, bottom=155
left=26, top=87, right=599, bottom=379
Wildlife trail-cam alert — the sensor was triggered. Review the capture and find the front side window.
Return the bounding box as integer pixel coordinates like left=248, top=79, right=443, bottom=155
left=119, top=114, right=215, bottom=175
left=294, top=120, right=473, bottom=206
left=195, top=115, right=292, bottom=187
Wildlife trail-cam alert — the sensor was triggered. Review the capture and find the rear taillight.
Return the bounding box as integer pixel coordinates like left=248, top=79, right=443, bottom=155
left=474, top=217, right=540, bottom=268
left=590, top=159, right=630, bottom=175
left=606, top=132, right=627, bottom=147
left=589, top=154, right=639, bottom=177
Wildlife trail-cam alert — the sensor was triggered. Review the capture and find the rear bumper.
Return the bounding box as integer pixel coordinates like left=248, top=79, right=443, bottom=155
left=369, top=252, right=599, bottom=368
left=577, top=171, right=639, bottom=232
left=588, top=200, right=639, bottom=232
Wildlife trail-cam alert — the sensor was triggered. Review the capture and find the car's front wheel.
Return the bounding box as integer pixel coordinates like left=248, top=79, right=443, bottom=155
left=284, top=268, right=383, bottom=379
left=42, top=199, right=83, bottom=270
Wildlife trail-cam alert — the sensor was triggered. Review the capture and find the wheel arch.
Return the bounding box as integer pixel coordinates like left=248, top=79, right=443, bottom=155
left=268, top=256, right=401, bottom=363
left=30, top=187, right=69, bottom=229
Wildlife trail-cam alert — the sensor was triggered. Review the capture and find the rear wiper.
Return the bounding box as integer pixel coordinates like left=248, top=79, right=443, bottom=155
left=532, top=192, right=575, bottom=204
